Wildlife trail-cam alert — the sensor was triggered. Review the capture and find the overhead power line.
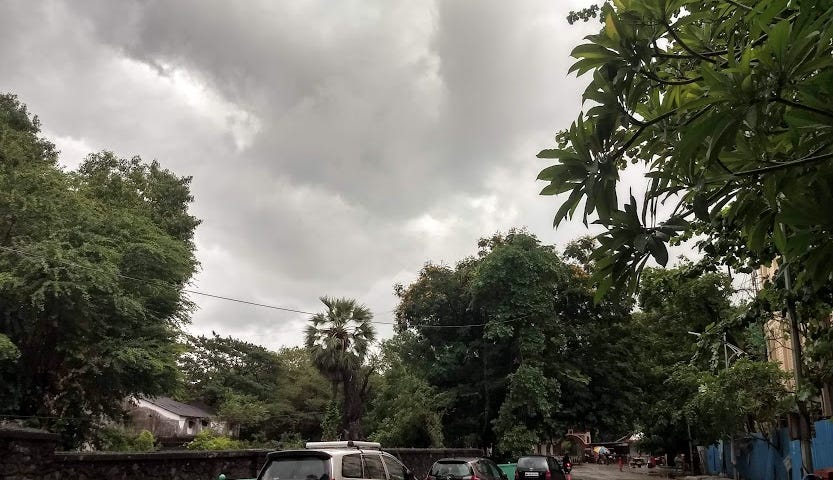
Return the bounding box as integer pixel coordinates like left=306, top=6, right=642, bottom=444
left=0, top=245, right=534, bottom=329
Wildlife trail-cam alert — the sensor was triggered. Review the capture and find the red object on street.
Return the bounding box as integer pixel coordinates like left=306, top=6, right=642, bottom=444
left=813, top=467, right=833, bottom=480
left=618, top=457, right=623, bottom=472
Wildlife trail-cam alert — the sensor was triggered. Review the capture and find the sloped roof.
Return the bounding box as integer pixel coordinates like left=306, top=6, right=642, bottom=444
left=141, top=396, right=214, bottom=418
left=613, top=432, right=643, bottom=443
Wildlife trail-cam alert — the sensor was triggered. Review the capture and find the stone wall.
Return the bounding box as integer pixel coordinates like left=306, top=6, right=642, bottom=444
left=0, top=426, right=59, bottom=480
left=54, top=449, right=268, bottom=480
left=1, top=427, right=481, bottom=480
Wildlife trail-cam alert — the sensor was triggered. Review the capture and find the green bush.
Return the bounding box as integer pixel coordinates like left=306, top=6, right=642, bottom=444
left=96, top=427, right=158, bottom=452
left=186, top=429, right=244, bottom=450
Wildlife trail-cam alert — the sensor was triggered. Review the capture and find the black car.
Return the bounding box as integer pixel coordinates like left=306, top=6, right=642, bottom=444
left=426, top=458, right=507, bottom=480
left=514, top=456, right=566, bottom=480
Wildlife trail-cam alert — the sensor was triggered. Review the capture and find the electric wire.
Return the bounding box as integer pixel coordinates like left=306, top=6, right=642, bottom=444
left=0, top=245, right=534, bottom=329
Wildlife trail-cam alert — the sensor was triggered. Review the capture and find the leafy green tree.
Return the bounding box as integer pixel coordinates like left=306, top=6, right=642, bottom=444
left=179, top=333, right=282, bottom=406
left=217, top=392, right=270, bottom=437
left=686, top=359, right=791, bottom=443
left=365, top=335, right=447, bottom=447
left=305, top=297, right=376, bottom=440
left=538, top=0, right=833, bottom=298
left=271, top=346, right=331, bottom=442
left=395, top=230, right=642, bottom=454
left=178, top=335, right=330, bottom=442
left=0, top=94, right=199, bottom=448
left=634, top=267, right=735, bottom=454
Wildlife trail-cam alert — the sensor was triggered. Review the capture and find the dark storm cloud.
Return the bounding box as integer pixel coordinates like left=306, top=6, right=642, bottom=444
left=0, top=0, right=603, bottom=348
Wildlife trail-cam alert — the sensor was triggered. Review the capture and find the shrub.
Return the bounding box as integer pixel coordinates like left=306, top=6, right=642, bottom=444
left=96, top=427, right=158, bottom=452
left=186, top=429, right=244, bottom=450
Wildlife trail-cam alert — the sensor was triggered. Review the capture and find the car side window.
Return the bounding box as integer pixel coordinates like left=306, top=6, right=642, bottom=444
left=343, top=454, right=363, bottom=478
left=363, top=454, right=387, bottom=480
left=382, top=455, right=406, bottom=480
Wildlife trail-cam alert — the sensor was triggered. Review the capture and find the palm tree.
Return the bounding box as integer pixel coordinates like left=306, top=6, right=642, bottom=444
left=305, top=297, right=376, bottom=440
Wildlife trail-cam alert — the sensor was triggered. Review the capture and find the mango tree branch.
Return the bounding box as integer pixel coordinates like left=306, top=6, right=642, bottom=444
left=663, top=20, right=719, bottom=64
left=773, top=96, right=833, bottom=121
left=734, top=149, right=833, bottom=176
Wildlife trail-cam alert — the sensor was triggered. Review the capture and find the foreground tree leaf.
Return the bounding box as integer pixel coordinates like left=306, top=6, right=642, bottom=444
left=539, top=0, right=833, bottom=297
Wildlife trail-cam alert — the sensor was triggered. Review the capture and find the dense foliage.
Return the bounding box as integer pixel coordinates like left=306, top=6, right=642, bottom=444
left=393, top=230, right=642, bottom=457
left=634, top=266, right=792, bottom=455
left=179, top=335, right=330, bottom=443
left=539, top=0, right=833, bottom=297
left=0, top=94, right=199, bottom=448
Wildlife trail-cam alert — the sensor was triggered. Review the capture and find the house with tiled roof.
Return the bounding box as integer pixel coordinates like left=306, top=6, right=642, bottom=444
left=125, top=396, right=230, bottom=446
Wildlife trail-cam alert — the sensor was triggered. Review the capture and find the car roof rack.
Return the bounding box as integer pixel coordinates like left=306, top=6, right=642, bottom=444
left=305, top=441, right=382, bottom=450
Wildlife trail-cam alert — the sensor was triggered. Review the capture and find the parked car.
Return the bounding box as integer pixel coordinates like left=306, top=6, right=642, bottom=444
left=426, top=458, right=507, bottom=480
left=257, top=441, right=414, bottom=480
left=514, top=456, right=566, bottom=480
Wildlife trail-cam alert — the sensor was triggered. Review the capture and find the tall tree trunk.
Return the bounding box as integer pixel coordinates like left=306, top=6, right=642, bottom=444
left=342, top=374, right=363, bottom=440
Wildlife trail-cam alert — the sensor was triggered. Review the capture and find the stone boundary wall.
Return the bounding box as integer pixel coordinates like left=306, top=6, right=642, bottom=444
left=1, top=426, right=481, bottom=480
left=54, top=449, right=268, bottom=480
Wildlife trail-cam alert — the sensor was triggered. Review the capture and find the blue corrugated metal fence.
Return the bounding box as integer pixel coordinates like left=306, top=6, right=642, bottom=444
left=813, top=419, right=833, bottom=471
left=701, top=420, right=832, bottom=480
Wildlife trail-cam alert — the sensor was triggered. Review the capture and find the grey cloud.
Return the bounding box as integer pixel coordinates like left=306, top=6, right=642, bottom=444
left=1, top=0, right=611, bottom=348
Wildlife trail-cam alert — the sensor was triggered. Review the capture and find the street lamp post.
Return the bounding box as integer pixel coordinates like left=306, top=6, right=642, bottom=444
left=688, top=331, right=745, bottom=480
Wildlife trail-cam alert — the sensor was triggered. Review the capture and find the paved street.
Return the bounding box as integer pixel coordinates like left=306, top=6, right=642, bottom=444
left=568, top=463, right=668, bottom=480
left=567, top=464, right=724, bottom=480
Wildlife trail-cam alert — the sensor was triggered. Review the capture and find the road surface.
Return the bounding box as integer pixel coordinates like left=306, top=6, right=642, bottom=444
left=567, top=463, right=668, bottom=480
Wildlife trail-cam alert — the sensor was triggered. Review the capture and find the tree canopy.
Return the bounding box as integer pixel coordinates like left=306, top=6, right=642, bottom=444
left=0, top=94, right=200, bottom=447
left=539, top=0, right=833, bottom=297
left=393, top=230, right=642, bottom=457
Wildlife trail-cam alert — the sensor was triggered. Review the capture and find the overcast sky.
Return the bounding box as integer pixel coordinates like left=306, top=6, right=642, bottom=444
left=1, top=0, right=631, bottom=350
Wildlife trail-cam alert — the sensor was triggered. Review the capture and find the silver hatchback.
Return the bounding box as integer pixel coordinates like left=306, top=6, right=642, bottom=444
left=257, top=441, right=415, bottom=480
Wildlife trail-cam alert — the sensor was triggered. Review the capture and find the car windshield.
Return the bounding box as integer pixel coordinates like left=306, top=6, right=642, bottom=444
left=517, top=458, right=548, bottom=470
left=431, top=462, right=472, bottom=477
left=261, top=456, right=329, bottom=480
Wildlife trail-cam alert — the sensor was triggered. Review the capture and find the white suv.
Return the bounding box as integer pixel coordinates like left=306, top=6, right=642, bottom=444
left=257, top=441, right=415, bottom=480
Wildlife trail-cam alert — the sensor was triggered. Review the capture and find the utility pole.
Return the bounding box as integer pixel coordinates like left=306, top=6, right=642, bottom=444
left=784, top=265, right=813, bottom=476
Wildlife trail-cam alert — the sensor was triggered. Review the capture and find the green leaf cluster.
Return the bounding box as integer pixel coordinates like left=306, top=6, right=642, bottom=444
left=392, top=230, right=643, bottom=455
left=94, top=426, right=158, bottom=452
left=365, top=336, right=447, bottom=448
left=540, top=0, right=833, bottom=297
left=178, top=335, right=330, bottom=443
left=186, top=429, right=244, bottom=450
left=0, top=93, right=199, bottom=448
